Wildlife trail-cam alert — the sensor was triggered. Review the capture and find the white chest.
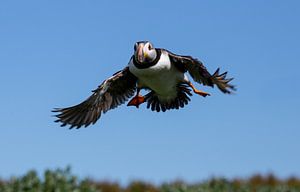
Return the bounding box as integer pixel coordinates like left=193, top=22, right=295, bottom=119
left=128, top=52, right=185, bottom=97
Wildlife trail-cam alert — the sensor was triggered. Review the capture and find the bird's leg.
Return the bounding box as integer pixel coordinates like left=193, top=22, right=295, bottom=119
left=188, top=82, right=210, bottom=97
left=127, top=88, right=145, bottom=108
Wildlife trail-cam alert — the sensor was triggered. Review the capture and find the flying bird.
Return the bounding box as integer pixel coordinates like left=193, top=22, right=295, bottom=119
left=53, top=41, right=235, bottom=129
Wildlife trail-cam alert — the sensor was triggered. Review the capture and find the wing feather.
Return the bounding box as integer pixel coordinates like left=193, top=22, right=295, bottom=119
left=53, top=67, right=137, bottom=129
left=166, top=49, right=235, bottom=94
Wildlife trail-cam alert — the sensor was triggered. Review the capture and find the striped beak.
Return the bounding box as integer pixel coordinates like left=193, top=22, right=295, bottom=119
left=137, top=44, right=145, bottom=63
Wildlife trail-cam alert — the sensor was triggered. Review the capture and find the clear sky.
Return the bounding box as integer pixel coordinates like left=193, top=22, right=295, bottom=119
left=0, top=0, right=299, bottom=184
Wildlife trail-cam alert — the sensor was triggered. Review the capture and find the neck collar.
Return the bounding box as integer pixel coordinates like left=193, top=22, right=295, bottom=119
left=132, top=49, right=161, bottom=69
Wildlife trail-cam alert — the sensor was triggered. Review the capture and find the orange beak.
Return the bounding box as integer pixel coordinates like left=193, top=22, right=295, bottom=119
left=137, top=44, right=144, bottom=63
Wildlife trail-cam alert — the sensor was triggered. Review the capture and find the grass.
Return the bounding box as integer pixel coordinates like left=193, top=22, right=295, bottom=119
left=0, top=167, right=299, bottom=192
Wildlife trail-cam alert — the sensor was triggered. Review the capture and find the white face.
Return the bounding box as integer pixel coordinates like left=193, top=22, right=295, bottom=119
left=135, top=41, right=157, bottom=63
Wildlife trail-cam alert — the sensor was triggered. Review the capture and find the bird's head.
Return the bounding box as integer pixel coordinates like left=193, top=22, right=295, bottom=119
left=134, top=41, right=157, bottom=63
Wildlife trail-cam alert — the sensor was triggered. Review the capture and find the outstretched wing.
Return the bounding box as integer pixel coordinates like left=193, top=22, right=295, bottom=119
left=53, top=67, right=137, bottom=129
left=166, top=49, right=235, bottom=94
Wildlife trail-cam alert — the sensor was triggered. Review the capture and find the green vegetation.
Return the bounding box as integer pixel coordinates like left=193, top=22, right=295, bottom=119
left=1, top=167, right=299, bottom=192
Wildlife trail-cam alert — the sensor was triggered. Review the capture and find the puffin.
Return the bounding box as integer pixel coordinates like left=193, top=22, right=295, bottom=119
left=53, top=41, right=235, bottom=129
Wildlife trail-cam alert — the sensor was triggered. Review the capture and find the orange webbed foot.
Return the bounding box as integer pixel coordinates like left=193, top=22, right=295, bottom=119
left=188, top=82, right=210, bottom=97
left=193, top=90, right=210, bottom=97
left=127, top=95, right=145, bottom=108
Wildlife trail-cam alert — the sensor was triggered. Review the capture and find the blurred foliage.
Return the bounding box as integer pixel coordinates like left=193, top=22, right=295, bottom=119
left=0, top=167, right=300, bottom=192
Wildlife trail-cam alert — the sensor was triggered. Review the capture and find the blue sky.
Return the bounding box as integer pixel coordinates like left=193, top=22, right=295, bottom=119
left=0, top=0, right=300, bottom=184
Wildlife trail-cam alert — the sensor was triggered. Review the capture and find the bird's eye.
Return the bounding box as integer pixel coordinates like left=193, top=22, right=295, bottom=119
left=148, top=44, right=152, bottom=50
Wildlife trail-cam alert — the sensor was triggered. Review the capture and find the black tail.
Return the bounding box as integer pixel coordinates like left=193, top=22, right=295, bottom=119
left=144, top=84, right=192, bottom=112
